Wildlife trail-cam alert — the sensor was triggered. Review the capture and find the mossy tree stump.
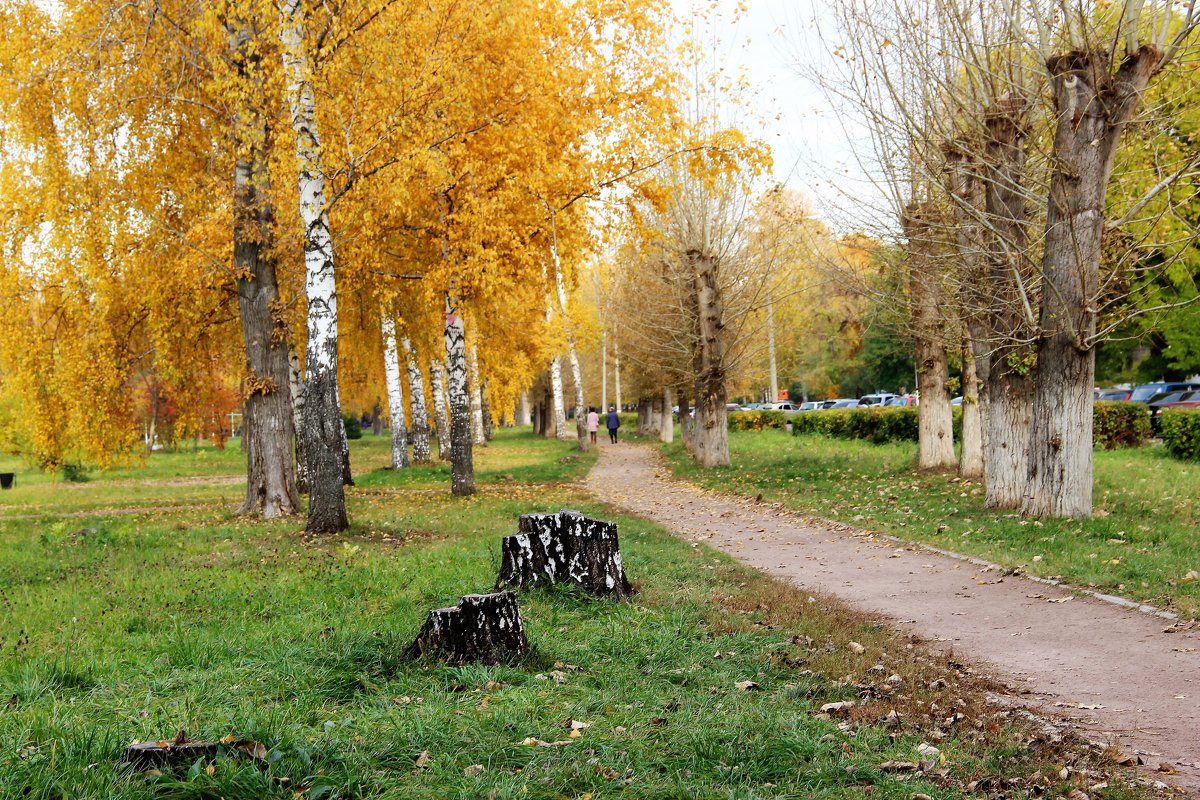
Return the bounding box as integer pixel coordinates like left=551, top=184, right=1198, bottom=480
left=495, top=509, right=634, bottom=598
left=403, top=591, right=528, bottom=665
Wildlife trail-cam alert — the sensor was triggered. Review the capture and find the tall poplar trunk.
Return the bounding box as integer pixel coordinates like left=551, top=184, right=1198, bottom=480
left=982, top=99, right=1034, bottom=508
left=1024, top=48, right=1158, bottom=518
left=960, top=343, right=984, bottom=479
left=689, top=248, right=730, bottom=468
left=280, top=0, right=346, bottom=532
left=660, top=386, right=674, bottom=443
left=402, top=338, right=431, bottom=463
left=230, top=20, right=299, bottom=518
left=944, top=142, right=987, bottom=481
left=601, top=332, right=608, bottom=412
left=444, top=291, right=475, bottom=496
left=430, top=358, right=452, bottom=460
left=288, top=350, right=309, bottom=494
left=381, top=315, right=410, bottom=469
left=766, top=294, right=778, bottom=402
left=903, top=204, right=956, bottom=471
left=467, top=341, right=486, bottom=445
left=516, top=392, right=530, bottom=427
left=613, top=342, right=622, bottom=412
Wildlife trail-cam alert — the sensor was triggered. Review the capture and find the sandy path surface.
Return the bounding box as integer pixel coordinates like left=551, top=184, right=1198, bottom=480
left=587, top=443, right=1200, bottom=794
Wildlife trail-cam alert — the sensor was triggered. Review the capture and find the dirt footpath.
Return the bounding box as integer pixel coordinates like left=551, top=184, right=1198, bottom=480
left=587, top=444, right=1200, bottom=794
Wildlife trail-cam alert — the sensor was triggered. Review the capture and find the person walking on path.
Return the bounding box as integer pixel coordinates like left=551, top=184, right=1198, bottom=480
left=586, top=407, right=600, bottom=445
left=605, top=406, right=620, bottom=444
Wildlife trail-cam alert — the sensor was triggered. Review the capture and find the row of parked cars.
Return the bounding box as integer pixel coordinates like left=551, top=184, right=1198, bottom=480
left=736, top=393, right=917, bottom=413
left=1097, top=381, right=1200, bottom=432
left=734, top=381, right=1200, bottom=430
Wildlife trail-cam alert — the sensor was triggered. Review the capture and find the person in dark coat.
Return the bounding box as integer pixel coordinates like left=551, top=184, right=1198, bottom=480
left=605, top=406, right=620, bottom=444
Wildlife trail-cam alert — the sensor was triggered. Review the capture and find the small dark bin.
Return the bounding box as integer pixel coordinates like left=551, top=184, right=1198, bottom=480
left=0, top=473, right=12, bottom=489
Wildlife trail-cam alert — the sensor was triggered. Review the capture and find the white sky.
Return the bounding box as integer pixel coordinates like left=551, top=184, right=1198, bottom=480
left=669, top=0, right=891, bottom=233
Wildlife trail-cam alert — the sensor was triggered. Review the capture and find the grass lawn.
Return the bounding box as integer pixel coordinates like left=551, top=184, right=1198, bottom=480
left=663, top=429, right=1200, bottom=620
left=0, top=429, right=1160, bottom=798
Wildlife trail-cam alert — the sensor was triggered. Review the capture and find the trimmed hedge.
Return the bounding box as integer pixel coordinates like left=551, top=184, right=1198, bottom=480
left=784, top=401, right=1148, bottom=449
left=728, top=410, right=788, bottom=431
left=1161, top=408, right=1200, bottom=461
left=1093, top=401, right=1151, bottom=449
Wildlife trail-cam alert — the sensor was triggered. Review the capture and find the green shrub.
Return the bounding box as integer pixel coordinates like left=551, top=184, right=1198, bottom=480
left=342, top=412, right=363, bottom=440
left=1093, top=401, right=1151, bottom=449
left=728, top=410, right=787, bottom=431
left=1161, top=408, right=1200, bottom=461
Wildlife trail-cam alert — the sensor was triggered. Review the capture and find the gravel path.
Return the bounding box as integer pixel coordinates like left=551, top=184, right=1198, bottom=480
left=587, top=443, right=1200, bottom=794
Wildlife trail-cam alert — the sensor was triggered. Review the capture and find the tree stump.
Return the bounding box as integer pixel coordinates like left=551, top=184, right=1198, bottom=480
left=403, top=591, right=528, bottom=665
left=495, top=509, right=634, bottom=598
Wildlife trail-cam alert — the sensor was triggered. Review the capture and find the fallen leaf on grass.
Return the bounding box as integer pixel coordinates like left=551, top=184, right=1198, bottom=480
left=414, top=751, right=431, bottom=769
left=877, top=760, right=918, bottom=772
left=820, top=701, right=855, bottom=714
left=734, top=680, right=760, bottom=691
left=520, top=737, right=574, bottom=748
left=847, top=642, right=865, bottom=654
left=463, top=764, right=484, bottom=776
left=568, top=720, right=592, bottom=730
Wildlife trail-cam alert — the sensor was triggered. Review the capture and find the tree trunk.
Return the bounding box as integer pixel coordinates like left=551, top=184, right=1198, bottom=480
left=613, top=341, right=622, bottom=411
left=636, top=398, right=651, bottom=435
left=660, top=386, right=674, bottom=443
left=467, top=341, right=486, bottom=445
left=402, top=337, right=431, bottom=464
left=531, top=402, right=543, bottom=436
left=766, top=294, right=778, bottom=402
left=550, top=234, right=588, bottom=451
left=601, top=331, right=608, bottom=412
left=516, top=391, right=530, bottom=427
left=340, top=420, right=353, bottom=486
left=959, top=343, right=984, bottom=479
left=1023, top=48, right=1157, bottom=518
left=288, top=349, right=309, bottom=494
left=280, top=0, right=347, bottom=533
left=943, top=143, right=987, bottom=482
left=403, top=592, right=528, bottom=665
left=371, top=402, right=383, bottom=437
left=903, top=204, right=955, bottom=471
left=381, top=315, right=410, bottom=469
left=444, top=291, right=475, bottom=496
left=981, top=98, right=1035, bottom=509
left=679, top=393, right=694, bottom=450
left=689, top=248, right=730, bottom=468
left=430, top=357, right=452, bottom=461
left=495, top=510, right=634, bottom=599
left=230, top=25, right=299, bottom=518
left=480, top=378, right=494, bottom=441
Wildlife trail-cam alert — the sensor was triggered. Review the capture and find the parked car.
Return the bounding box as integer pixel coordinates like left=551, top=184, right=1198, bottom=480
left=1130, top=382, right=1200, bottom=403
left=1097, top=387, right=1132, bottom=401
left=858, top=393, right=897, bottom=406
left=824, top=398, right=860, bottom=409
left=951, top=396, right=963, bottom=406
left=797, top=401, right=821, bottom=412
left=1148, top=390, right=1200, bottom=432
left=764, top=401, right=797, bottom=412
left=884, top=395, right=918, bottom=407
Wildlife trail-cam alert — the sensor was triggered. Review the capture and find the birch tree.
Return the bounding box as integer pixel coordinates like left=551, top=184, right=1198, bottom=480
left=280, top=0, right=347, bottom=532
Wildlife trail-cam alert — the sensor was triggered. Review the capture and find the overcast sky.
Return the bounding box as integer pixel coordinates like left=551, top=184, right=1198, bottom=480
left=669, top=0, right=891, bottom=232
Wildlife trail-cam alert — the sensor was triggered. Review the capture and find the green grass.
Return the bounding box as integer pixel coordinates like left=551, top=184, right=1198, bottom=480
left=0, top=428, right=1156, bottom=798
left=664, top=429, right=1200, bottom=619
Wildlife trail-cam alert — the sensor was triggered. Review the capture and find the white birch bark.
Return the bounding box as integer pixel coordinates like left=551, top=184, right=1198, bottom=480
left=280, top=0, right=346, bottom=532
left=467, top=341, right=486, bottom=445
left=430, top=357, right=452, bottom=461
left=381, top=315, right=409, bottom=469
left=444, top=291, right=475, bottom=495
left=550, top=231, right=587, bottom=451
left=402, top=337, right=431, bottom=463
